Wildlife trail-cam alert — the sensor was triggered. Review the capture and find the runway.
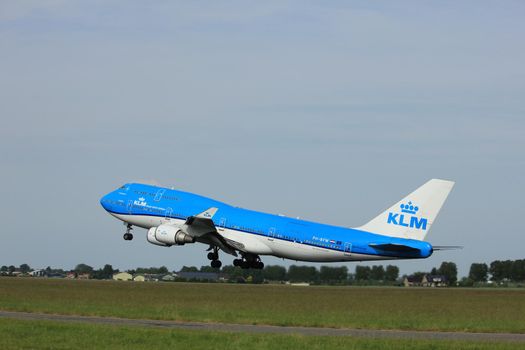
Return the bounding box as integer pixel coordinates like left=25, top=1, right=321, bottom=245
left=1, top=310, right=524, bottom=342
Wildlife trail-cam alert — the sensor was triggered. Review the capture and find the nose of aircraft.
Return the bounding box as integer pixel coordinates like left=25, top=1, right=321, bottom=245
left=100, top=193, right=112, bottom=211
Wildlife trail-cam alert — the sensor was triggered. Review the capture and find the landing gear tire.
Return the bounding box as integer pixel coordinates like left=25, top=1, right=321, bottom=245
left=207, top=252, right=219, bottom=261
left=236, top=254, right=264, bottom=269
left=211, top=260, right=222, bottom=269
left=123, top=224, right=133, bottom=241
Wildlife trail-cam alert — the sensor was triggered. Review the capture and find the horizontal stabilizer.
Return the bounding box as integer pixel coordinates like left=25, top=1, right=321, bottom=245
left=369, top=243, right=420, bottom=253
left=433, top=246, right=463, bottom=250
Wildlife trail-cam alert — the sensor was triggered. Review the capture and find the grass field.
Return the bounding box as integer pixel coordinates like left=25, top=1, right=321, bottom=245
left=1, top=278, right=524, bottom=333
left=0, top=318, right=520, bottom=350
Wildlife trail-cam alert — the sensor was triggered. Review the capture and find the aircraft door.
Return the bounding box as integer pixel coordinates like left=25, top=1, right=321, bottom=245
left=218, top=217, right=226, bottom=231
left=154, top=189, right=165, bottom=201
left=268, top=227, right=276, bottom=241
left=344, top=243, right=352, bottom=256
left=165, top=207, right=172, bottom=220
left=127, top=200, right=133, bottom=214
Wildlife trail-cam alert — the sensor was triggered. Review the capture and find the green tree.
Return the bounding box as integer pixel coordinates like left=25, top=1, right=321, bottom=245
left=411, top=271, right=427, bottom=281
left=384, top=265, right=399, bottom=281
left=354, top=266, right=371, bottom=281
left=90, top=265, right=113, bottom=279
left=262, top=265, right=287, bottom=281
left=370, top=265, right=385, bottom=281
left=437, top=262, right=458, bottom=285
left=287, top=265, right=318, bottom=283
left=510, top=259, right=525, bottom=282
left=490, top=260, right=512, bottom=282
left=180, top=266, right=199, bottom=272
left=200, top=265, right=217, bottom=273
left=19, top=264, right=31, bottom=274
left=100, top=264, right=115, bottom=279
left=221, top=265, right=246, bottom=281
left=92, top=269, right=104, bottom=279
left=8, top=265, right=16, bottom=274
left=0, top=266, right=7, bottom=272
left=459, top=276, right=474, bottom=287
left=74, top=263, right=94, bottom=274
left=248, top=269, right=265, bottom=284
left=319, top=266, right=348, bottom=284
left=468, top=263, right=488, bottom=282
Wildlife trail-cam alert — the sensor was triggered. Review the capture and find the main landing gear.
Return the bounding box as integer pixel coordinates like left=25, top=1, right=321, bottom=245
left=233, top=253, right=264, bottom=269
left=207, top=247, right=222, bottom=268
left=123, top=224, right=133, bottom=241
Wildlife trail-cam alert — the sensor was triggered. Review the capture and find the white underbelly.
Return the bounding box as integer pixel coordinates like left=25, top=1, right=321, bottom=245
left=110, top=213, right=390, bottom=263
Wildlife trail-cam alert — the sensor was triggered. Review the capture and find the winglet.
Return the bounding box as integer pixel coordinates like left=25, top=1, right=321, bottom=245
left=196, top=207, right=218, bottom=219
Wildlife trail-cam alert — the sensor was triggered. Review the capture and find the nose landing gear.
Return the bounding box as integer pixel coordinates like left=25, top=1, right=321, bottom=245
left=207, top=247, right=222, bottom=268
left=123, top=224, right=133, bottom=241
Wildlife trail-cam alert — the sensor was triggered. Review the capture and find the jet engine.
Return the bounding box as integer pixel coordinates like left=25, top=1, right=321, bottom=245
left=146, top=227, right=169, bottom=247
left=147, top=224, right=195, bottom=246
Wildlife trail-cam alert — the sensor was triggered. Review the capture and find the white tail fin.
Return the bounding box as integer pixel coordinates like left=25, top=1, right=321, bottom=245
left=356, top=179, right=455, bottom=240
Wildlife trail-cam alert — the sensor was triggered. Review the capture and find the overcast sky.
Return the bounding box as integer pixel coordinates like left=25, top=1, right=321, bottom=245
left=1, top=1, right=524, bottom=277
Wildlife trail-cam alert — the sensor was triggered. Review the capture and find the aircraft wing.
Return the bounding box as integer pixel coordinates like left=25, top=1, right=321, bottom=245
left=180, top=207, right=238, bottom=256
left=181, top=207, right=219, bottom=237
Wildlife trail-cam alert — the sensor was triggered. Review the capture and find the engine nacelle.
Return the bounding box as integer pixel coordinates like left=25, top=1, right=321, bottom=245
left=147, top=228, right=169, bottom=247
left=149, top=224, right=195, bottom=246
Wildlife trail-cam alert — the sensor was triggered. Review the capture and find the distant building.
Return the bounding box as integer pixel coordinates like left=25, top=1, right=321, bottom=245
left=133, top=275, right=145, bottom=282
left=30, top=270, right=46, bottom=277
left=289, top=282, right=310, bottom=286
left=113, top=272, right=133, bottom=281
left=404, top=274, right=448, bottom=287
left=161, top=274, right=176, bottom=281
left=176, top=271, right=219, bottom=281
left=403, top=275, right=423, bottom=287
left=77, top=273, right=91, bottom=280
left=422, top=275, right=448, bottom=287
left=142, top=274, right=161, bottom=282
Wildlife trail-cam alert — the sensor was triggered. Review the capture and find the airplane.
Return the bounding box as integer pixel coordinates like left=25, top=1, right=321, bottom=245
left=100, top=179, right=455, bottom=269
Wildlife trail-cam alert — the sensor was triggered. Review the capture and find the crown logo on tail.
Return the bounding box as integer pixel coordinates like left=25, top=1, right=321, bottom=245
left=400, top=201, right=419, bottom=215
